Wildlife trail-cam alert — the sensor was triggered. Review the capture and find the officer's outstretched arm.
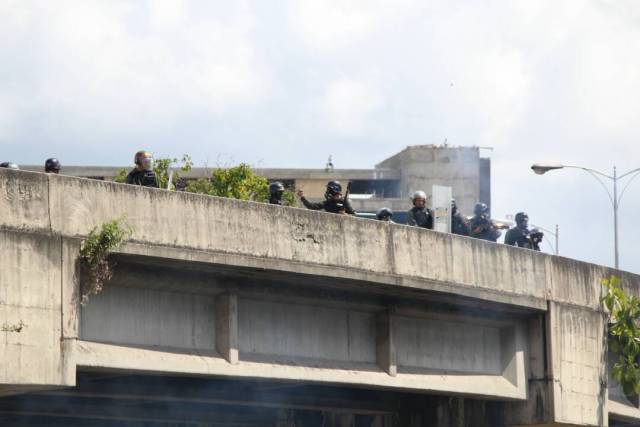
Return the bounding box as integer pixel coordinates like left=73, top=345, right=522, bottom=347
left=300, top=197, right=324, bottom=210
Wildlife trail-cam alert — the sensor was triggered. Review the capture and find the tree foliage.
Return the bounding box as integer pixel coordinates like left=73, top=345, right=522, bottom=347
left=154, top=154, right=193, bottom=190
left=114, top=155, right=296, bottom=204
left=186, top=163, right=296, bottom=205
left=79, top=218, right=132, bottom=305
left=602, top=275, right=640, bottom=397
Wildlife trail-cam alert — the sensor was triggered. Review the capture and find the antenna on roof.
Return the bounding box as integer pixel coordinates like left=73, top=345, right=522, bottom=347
left=325, top=155, right=334, bottom=172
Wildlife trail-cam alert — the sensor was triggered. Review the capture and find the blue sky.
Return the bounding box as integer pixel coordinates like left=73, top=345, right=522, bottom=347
left=1, top=0, right=639, bottom=272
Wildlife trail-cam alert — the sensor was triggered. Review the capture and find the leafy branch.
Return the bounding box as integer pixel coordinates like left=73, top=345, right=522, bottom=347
left=602, top=275, right=640, bottom=397
left=79, top=218, right=132, bottom=305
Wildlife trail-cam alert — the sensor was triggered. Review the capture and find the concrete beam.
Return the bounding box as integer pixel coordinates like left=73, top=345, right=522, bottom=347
left=216, top=293, right=239, bottom=364
left=376, top=310, right=396, bottom=377
left=72, top=340, right=525, bottom=399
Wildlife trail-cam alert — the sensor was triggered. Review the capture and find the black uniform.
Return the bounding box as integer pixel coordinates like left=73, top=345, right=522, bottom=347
left=300, top=197, right=356, bottom=215
left=269, top=195, right=284, bottom=205
left=407, top=207, right=433, bottom=229
left=469, top=215, right=501, bottom=242
left=505, top=227, right=541, bottom=251
left=451, top=212, right=470, bottom=236
left=125, top=169, right=159, bottom=188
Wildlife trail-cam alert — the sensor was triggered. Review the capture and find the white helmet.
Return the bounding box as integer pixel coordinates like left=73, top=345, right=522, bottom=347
left=411, top=190, right=427, bottom=202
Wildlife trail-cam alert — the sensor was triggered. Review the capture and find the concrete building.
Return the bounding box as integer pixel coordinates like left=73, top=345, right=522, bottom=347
left=1, top=168, right=639, bottom=426
left=22, top=145, right=491, bottom=219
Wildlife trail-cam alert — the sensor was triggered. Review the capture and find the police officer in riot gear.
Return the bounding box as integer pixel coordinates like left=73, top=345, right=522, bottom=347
left=469, top=202, right=501, bottom=242
left=406, top=190, right=433, bottom=229
left=125, top=151, right=159, bottom=188
left=504, top=212, right=543, bottom=251
left=451, top=199, right=469, bottom=236
left=45, top=158, right=61, bottom=174
left=296, top=180, right=356, bottom=215
left=0, top=162, right=19, bottom=170
left=269, top=181, right=286, bottom=205
left=376, top=207, right=394, bottom=222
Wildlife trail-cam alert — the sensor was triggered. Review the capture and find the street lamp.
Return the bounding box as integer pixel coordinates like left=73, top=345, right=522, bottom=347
left=531, top=163, right=640, bottom=269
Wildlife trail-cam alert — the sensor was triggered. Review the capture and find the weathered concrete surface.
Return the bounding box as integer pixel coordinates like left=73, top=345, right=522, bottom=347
left=37, top=171, right=550, bottom=310
left=1, top=168, right=640, bottom=425
left=0, top=230, right=69, bottom=394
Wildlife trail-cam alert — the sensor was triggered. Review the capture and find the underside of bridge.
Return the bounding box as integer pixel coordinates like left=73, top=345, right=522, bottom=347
left=0, top=372, right=506, bottom=427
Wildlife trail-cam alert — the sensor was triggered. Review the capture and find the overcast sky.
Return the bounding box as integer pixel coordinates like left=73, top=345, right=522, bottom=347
left=1, top=0, right=639, bottom=272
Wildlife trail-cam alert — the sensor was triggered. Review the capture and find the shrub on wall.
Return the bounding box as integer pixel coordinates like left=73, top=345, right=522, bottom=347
left=186, top=163, right=296, bottom=205
left=79, top=218, right=132, bottom=305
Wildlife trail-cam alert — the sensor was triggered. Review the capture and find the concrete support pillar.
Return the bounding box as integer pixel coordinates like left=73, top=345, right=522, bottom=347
left=376, top=310, right=396, bottom=377
left=505, top=314, right=552, bottom=425
left=61, top=237, right=81, bottom=387
left=61, top=237, right=81, bottom=340
left=215, top=293, right=238, bottom=364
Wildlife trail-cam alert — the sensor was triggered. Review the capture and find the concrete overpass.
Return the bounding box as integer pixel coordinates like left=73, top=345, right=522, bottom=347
left=0, top=168, right=638, bottom=426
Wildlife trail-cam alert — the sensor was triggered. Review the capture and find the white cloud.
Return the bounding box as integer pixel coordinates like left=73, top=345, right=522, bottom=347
left=0, top=1, right=270, bottom=140
left=320, top=79, right=384, bottom=135
left=147, top=0, right=188, bottom=30
left=287, top=0, right=418, bottom=52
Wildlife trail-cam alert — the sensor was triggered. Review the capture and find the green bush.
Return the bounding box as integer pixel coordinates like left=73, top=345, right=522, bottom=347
left=602, top=275, right=640, bottom=397
left=79, top=218, right=132, bottom=305
left=186, top=163, right=296, bottom=205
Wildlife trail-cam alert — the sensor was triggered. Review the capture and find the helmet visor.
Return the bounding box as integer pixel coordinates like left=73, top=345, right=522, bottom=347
left=141, top=157, right=153, bottom=171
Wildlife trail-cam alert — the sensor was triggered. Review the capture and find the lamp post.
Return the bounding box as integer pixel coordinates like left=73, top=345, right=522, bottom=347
left=531, top=163, right=640, bottom=269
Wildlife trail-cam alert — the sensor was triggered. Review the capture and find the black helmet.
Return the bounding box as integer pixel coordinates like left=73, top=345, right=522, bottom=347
left=45, top=158, right=61, bottom=173
left=269, top=181, right=285, bottom=195
left=326, top=180, right=342, bottom=194
left=474, top=203, right=488, bottom=216
left=376, top=207, right=393, bottom=221
left=515, top=212, right=529, bottom=229
left=0, top=162, right=19, bottom=170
